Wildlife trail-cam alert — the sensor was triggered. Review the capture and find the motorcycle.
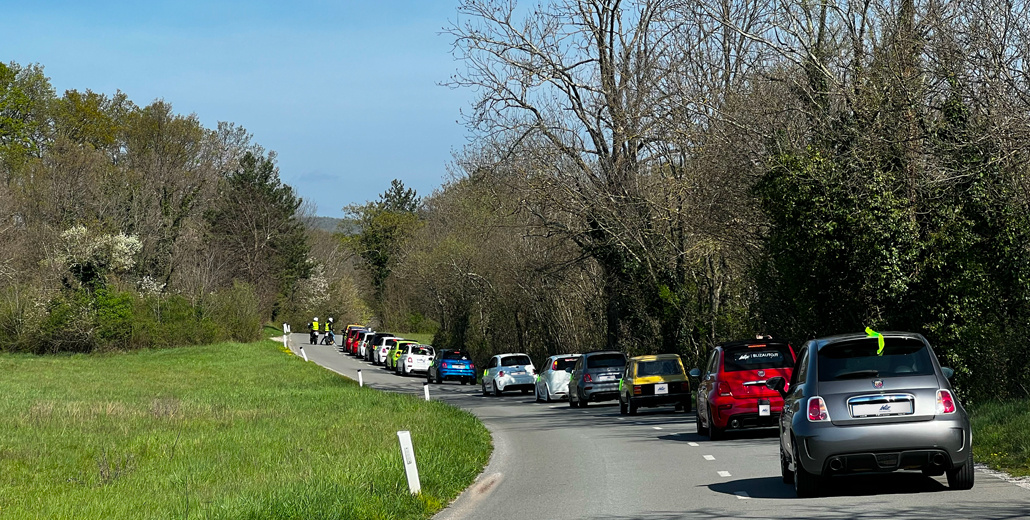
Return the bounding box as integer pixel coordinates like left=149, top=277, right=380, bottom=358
left=321, top=330, right=335, bottom=345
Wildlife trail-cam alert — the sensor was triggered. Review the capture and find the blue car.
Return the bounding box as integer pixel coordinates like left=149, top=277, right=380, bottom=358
left=427, top=349, right=477, bottom=385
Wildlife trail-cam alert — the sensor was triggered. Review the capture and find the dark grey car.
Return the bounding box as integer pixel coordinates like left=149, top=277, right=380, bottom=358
left=568, top=351, right=626, bottom=407
left=769, top=331, right=973, bottom=497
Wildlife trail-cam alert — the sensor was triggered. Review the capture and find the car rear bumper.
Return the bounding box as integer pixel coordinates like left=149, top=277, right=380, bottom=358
left=439, top=368, right=476, bottom=379
left=583, top=381, right=620, bottom=402
left=794, top=415, right=971, bottom=476
left=498, top=374, right=536, bottom=391
left=631, top=393, right=690, bottom=407
left=710, top=397, right=783, bottom=429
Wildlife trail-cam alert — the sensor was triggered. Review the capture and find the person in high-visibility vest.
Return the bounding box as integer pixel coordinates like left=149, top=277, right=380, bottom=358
left=309, top=317, right=319, bottom=344
left=324, top=318, right=335, bottom=345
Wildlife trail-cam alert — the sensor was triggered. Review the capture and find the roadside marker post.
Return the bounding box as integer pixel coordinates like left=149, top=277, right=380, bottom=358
left=397, top=431, right=421, bottom=494
left=300, top=345, right=308, bottom=362
left=423, top=382, right=430, bottom=401
left=358, top=369, right=363, bottom=387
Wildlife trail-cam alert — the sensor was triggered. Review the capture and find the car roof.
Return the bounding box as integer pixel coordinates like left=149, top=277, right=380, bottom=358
left=581, top=350, right=624, bottom=357
left=629, top=354, right=681, bottom=362
left=717, top=339, right=790, bottom=350
left=549, top=354, right=581, bottom=359
left=496, top=352, right=530, bottom=357
left=810, top=331, right=927, bottom=350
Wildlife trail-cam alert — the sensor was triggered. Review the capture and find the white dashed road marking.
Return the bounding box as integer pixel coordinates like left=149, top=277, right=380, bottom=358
left=718, top=471, right=732, bottom=477
left=687, top=442, right=699, bottom=447
left=703, top=455, right=715, bottom=461
left=734, top=491, right=750, bottom=499
left=653, top=426, right=663, bottom=430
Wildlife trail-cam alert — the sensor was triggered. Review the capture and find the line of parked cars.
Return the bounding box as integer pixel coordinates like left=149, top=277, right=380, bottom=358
left=326, top=326, right=974, bottom=497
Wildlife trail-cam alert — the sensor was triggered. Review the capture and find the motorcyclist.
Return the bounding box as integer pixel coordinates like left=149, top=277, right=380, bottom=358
left=323, top=318, right=335, bottom=345
left=309, top=317, right=319, bottom=345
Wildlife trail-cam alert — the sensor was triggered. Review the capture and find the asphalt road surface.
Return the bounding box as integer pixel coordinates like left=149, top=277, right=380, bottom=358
left=286, top=335, right=1030, bottom=520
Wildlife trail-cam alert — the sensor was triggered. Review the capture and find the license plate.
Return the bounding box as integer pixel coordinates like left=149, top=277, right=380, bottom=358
left=453, top=364, right=466, bottom=369
left=597, top=374, right=615, bottom=382
left=759, top=403, right=771, bottom=416
left=655, top=383, right=668, bottom=395
left=512, top=371, right=525, bottom=375
left=851, top=401, right=913, bottom=417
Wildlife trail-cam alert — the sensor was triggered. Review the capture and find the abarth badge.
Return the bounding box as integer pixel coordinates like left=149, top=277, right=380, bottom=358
left=873, top=379, right=884, bottom=389
left=757, top=370, right=765, bottom=377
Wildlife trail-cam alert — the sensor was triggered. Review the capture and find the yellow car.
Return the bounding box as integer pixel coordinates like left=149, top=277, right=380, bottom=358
left=619, top=354, right=691, bottom=415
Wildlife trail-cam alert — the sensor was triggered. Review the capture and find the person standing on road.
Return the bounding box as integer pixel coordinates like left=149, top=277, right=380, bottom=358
left=325, top=318, right=335, bottom=345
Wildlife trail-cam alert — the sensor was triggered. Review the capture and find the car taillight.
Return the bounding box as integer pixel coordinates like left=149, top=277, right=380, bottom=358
left=584, top=374, right=593, bottom=383
left=807, top=396, right=830, bottom=422
left=717, top=381, right=732, bottom=397
left=633, top=385, right=642, bottom=395
left=442, top=362, right=449, bottom=368
left=407, top=357, right=413, bottom=364
left=937, top=389, right=956, bottom=414
left=499, top=370, right=505, bottom=377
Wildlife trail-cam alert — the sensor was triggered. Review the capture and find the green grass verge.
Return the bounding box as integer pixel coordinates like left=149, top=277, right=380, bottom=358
left=394, top=333, right=435, bottom=345
left=971, top=399, right=1030, bottom=477
left=0, top=340, right=492, bottom=519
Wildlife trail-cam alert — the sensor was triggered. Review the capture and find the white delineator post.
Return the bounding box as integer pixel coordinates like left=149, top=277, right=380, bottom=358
left=358, top=369, right=363, bottom=387
left=423, top=382, right=430, bottom=401
left=396, top=431, right=421, bottom=494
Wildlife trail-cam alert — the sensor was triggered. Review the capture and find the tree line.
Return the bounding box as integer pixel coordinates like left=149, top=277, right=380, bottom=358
left=345, top=0, right=1030, bottom=402
left=0, top=61, right=330, bottom=352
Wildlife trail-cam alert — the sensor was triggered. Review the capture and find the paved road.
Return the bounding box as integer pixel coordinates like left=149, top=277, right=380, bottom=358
left=286, top=335, right=1030, bottom=520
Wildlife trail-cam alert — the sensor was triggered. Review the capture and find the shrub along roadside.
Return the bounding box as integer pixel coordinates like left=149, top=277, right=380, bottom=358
left=971, top=399, right=1030, bottom=478
left=0, top=340, right=492, bottom=519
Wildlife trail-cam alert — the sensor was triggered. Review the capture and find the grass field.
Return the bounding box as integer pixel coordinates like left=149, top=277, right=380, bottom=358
left=971, top=399, right=1030, bottom=478
left=0, top=340, right=491, bottom=519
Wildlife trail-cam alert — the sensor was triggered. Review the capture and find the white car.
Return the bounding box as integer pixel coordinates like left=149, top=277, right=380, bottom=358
left=482, top=353, right=536, bottom=396
left=374, top=336, right=399, bottom=365
left=398, top=345, right=435, bottom=376
left=356, top=331, right=374, bottom=358
left=534, top=354, right=581, bottom=402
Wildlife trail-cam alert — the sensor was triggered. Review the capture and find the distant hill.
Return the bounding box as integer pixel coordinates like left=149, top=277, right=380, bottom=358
left=303, top=216, right=357, bottom=234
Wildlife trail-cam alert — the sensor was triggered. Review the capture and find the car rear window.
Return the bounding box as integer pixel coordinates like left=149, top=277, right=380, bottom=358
left=442, top=351, right=470, bottom=360
left=413, top=346, right=432, bottom=356
left=587, top=353, right=626, bottom=369
left=636, top=359, right=683, bottom=377
left=552, top=357, right=578, bottom=371
left=722, top=344, right=794, bottom=372
left=502, top=355, right=532, bottom=366
left=818, top=337, right=935, bottom=381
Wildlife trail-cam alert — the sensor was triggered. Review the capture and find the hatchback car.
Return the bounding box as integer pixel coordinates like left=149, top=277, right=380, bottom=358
left=364, top=332, right=394, bottom=363
left=428, top=349, right=477, bottom=385
left=534, top=354, right=580, bottom=402
left=398, top=344, right=435, bottom=376
left=569, top=351, right=627, bottom=407
left=691, top=339, right=796, bottom=439
left=619, top=354, right=691, bottom=415
left=769, top=331, right=973, bottom=497
left=386, top=339, right=416, bottom=371
left=482, top=353, right=536, bottom=396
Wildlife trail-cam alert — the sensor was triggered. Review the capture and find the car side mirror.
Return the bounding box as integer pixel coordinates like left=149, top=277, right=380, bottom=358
left=765, top=376, right=788, bottom=399
left=565, top=367, right=573, bottom=373
left=942, top=367, right=954, bottom=379
left=688, top=368, right=701, bottom=378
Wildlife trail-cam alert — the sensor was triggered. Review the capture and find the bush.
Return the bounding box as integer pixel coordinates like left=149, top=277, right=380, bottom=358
left=204, top=281, right=263, bottom=342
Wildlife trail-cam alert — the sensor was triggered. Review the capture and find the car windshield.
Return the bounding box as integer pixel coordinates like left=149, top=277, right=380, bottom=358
left=587, top=353, right=626, bottom=369
left=636, top=359, right=683, bottom=377
left=502, top=355, right=532, bottom=366
left=442, top=351, right=470, bottom=360
left=552, top=357, right=578, bottom=371
left=818, top=337, right=935, bottom=381
left=722, top=344, right=794, bottom=372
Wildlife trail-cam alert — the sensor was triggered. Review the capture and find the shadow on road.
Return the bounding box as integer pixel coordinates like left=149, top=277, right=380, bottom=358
left=591, top=501, right=1030, bottom=520
left=707, top=471, right=949, bottom=500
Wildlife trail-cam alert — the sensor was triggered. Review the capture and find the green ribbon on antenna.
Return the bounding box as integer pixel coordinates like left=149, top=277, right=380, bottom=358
left=865, top=327, right=885, bottom=355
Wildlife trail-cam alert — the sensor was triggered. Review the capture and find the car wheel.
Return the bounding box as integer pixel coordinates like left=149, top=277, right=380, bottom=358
left=793, top=440, right=821, bottom=497
left=780, top=445, right=794, bottom=484
left=569, top=394, right=577, bottom=408
left=535, top=386, right=543, bottom=403
left=619, top=399, right=628, bottom=415
left=544, top=384, right=552, bottom=403
left=946, top=450, right=975, bottom=490
left=579, top=395, right=588, bottom=407
left=696, top=407, right=708, bottom=436
left=707, top=405, right=723, bottom=440
left=493, top=380, right=502, bottom=396
left=628, top=398, right=637, bottom=415
left=482, top=382, right=488, bottom=396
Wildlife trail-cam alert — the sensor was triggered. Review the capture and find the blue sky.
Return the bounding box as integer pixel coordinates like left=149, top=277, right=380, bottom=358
left=1, top=0, right=473, bottom=217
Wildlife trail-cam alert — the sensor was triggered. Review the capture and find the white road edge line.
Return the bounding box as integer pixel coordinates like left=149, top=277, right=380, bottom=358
left=718, top=471, right=731, bottom=477
left=703, top=455, right=715, bottom=461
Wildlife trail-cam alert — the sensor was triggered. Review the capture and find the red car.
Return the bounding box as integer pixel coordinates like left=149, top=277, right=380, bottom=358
left=690, top=339, right=796, bottom=440
left=344, top=325, right=366, bottom=355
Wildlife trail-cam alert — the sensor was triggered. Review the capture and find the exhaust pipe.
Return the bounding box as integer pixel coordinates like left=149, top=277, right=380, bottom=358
left=829, top=458, right=844, bottom=472
left=931, top=453, right=946, bottom=466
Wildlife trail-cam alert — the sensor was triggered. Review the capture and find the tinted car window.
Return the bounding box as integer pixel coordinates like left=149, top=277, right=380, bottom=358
left=502, top=355, right=532, bottom=366
left=722, top=344, right=794, bottom=372
left=636, top=359, right=683, bottom=377
left=586, top=353, right=626, bottom=369
left=552, top=357, right=578, bottom=371
left=817, top=337, right=935, bottom=381
left=441, top=350, right=470, bottom=360
left=413, top=346, right=432, bottom=355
